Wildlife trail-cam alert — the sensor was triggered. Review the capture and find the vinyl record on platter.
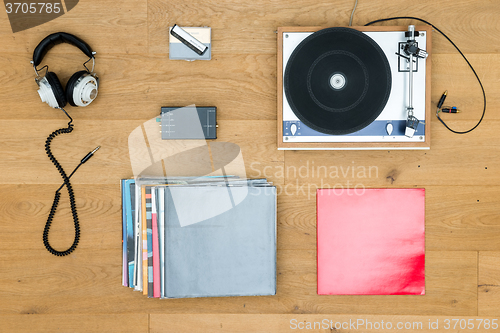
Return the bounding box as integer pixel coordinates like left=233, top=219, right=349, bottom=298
left=284, top=27, right=392, bottom=135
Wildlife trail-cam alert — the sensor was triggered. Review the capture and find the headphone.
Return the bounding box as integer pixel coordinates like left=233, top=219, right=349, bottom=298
left=31, top=32, right=99, bottom=109
left=33, top=32, right=101, bottom=257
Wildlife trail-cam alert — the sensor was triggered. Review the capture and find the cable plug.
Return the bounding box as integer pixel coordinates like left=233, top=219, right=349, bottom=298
left=437, top=90, right=448, bottom=109
left=441, top=107, right=460, bottom=113
left=81, top=146, right=101, bottom=163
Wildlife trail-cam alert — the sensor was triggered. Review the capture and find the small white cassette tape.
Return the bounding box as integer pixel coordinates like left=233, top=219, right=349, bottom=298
left=169, top=25, right=211, bottom=61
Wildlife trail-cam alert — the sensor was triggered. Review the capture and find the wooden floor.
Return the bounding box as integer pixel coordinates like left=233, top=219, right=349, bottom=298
left=1, top=0, right=499, bottom=332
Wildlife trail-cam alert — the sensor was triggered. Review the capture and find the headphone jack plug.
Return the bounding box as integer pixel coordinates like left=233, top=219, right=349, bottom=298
left=81, top=146, right=101, bottom=163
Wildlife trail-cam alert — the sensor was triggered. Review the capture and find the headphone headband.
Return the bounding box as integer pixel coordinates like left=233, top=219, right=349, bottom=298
left=32, top=32, right=94, bottom=68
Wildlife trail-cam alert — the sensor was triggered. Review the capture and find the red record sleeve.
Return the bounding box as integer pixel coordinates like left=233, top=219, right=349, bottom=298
left=317, top=188, right=425, bottom=295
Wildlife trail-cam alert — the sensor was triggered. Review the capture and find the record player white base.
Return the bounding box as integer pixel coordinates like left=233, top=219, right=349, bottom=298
left=277, top=26, right=432, bottom=150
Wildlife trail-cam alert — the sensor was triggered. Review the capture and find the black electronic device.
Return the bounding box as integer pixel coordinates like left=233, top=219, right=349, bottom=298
left=161, top=106, right=217, bottom=140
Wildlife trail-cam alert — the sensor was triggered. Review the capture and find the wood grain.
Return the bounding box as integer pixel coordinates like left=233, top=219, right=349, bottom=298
left=0, top=184, right=121, bottom=251
left=283, top=120, right=500, bottom=186
left=0, top=52, right=278, bottom=121
left=0, top=51, right=496, bottom=122
left=0, top=249, right=477, bottom=316
left=147, top=0, right=500, bottom=55
left=0, top=314, right=148, bottom=333
left=479, top=252, right=500, bottom=316
left=151, top=314, right=500, bottom=333
left=0, top=120, right=282, bottom=185
left=0, top=0, right=498, bottom=331
left=0, top=0, right=148, bottom=54
left=277, top=250, right=478, bottom=316
left=276, top=185, right=500, bottom=252
left=1, top=184, right=497, bottom=253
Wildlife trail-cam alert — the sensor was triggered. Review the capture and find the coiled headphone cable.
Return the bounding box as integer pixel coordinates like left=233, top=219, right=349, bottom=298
left=43, top=108, right=100, bottom=256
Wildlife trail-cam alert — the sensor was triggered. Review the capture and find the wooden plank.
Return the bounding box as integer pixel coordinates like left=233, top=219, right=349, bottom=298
left=0, top=314, right=148, bottom=333
left=0, top=0, right=498, bottom=329
left=276, top=185, right=317, bottom=250
left=1, top=183, right=498, bottom=252
left=0, top=249, right=476, bottom=315
left=0, top=184, right=121, bottom=251
left=0, top=0, right=148, bottom=55
left=276, top=250, right=477, bottom=315
left=0, top=52, right=277, bottom=121
left=277, top=185, right=500, bottom=251
left=427, top=189, right=500, bottom=251
left=431, top=54, right=492, bottom=121
left=282, top=119, right=500, bottom=187
left=128, top=54, right=278, bottom=121
left=0, top=51, right=495, bottom=122
left=0, top=119, right=283, bottom=185
left=354, top=0, right=500, bottom=55
left=147, top=0, right=500, bottom=55
left=0, top=184, right=487, bottom=316
left=3, top=1, right=492, bottom=55
left=0, top=119, right=138, bottom=185
left=0, top=250, right=283, bottom=314
left=479, top=252, right=500, bottom=316
left=151, top=314, right=500, bottom=332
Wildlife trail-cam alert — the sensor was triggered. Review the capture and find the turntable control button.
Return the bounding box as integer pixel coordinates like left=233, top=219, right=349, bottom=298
left=386, top=123, right=393, bottom=136
left=291, top=124, right=297, bottom=135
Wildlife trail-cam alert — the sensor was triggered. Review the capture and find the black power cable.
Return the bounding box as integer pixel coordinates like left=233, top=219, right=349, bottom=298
left=365, top=16, right=487, bottom=134
left=43, top=108, right=100, bottom=256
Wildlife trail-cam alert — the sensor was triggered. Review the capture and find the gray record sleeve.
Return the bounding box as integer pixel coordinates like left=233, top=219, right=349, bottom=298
left=164, top=185, right=276, bottom=298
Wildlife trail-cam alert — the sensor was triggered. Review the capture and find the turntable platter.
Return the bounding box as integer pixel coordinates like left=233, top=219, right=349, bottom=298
left=284, top=27, right=392, bottom=135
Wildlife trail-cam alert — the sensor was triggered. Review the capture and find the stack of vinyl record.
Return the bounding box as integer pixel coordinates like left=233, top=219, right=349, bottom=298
left=121, top=176, right=277, bottom=298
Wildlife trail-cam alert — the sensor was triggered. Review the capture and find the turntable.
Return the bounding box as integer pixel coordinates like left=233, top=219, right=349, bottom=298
left=277, top=26, right=432, bottom=150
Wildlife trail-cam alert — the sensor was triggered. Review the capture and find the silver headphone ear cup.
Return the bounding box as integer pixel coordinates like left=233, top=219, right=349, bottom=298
left=69, top=72, right=99, bottom=107
left=65, top=70, right=87, bottom=107
left=36, top=75, right=62, bottom=109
